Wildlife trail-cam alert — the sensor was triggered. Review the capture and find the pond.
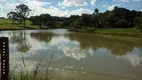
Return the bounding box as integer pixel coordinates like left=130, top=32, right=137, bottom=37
left=0, top=29, right=142, bottom=80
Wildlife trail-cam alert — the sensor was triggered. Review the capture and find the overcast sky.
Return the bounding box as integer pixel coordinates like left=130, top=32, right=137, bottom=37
left=0, top=0, right=142, bottom=17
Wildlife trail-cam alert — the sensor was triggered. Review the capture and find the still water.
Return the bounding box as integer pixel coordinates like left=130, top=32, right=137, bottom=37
left=0, top=29, right=142, bottom=80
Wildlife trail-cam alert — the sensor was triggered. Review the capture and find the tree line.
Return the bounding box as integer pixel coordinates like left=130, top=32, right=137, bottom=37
left=29, top=6, right=142, bottom=30
left=7, top=4, right=142, bottom=30
left=29, top=14, right=56, bottom=28
left=59, top=7, right=142, bottom=29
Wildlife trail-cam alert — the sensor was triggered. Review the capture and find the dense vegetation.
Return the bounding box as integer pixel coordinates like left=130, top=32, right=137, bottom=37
left=29, top=6, right=142, bottom=31
left=29, top=14, right=56, bottom=28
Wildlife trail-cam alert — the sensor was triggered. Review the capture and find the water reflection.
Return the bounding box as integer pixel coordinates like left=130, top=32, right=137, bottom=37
left=1, top=29, right=142, bottom=80
left=10, top=31, right=31, bottom=53
left=65, top=33, right=142, bottom=56
left=62, top=47, right=86, bottom=60
left=117, top=47, right=142, bottom=67
left=30, top=32, right=53, bottom=43
left=88, top=48, right=94, bottom=55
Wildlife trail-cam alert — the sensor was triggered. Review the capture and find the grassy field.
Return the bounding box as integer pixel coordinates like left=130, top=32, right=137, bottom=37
left=95, top=28, right=141, bottom=34
left=95, top=28, right=141, bottom=37
left=70, top=27, right=142, bottom=37
left=0, top=19, right=42, bottom=30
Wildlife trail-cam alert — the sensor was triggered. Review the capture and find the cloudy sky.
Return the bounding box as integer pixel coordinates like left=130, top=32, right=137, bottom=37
left=0, top=0, right=142, bottom=17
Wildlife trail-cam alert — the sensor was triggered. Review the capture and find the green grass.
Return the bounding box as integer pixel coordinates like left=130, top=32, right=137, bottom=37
left=95, top=28, right=141, bottom=34
left=0, top=19, right=44, bottom=30
left=95, top=28, right=141, bottom=37
left=70, top=27, right=142, bottom=37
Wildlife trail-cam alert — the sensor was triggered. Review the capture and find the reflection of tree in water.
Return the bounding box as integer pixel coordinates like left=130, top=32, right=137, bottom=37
left=30, top=32, right=54, bottom=43
left=65, top=33, right=142, bottom=56
left=10, top=31, right=31, bottom=53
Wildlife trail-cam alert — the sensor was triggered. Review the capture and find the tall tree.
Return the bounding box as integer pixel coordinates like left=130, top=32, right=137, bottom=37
left=93, top=8, right=99, bottom=14
left=15, top=4, right=31, bottom=27
left=73, top=18, right=83, bottom=29
left=92, top=8, right=99, bottom=28
left=81, top=14, right=91, bottom=29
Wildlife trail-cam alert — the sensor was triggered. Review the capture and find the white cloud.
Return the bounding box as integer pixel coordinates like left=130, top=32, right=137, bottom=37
left=133, top=0, right=140, bottom=1
left=107, top=4, right=120, bottom=11
left=0, top=12, right=6, bottom=17
left=108, top=5, right=117, bottom=11
left=58, top=0, right=88, bottom=7
left=67, top=8, right=93, bottom=16
left=90, top=0, right=96, bottom=6
left=113, top=0, right=129, bottom=3
left=0, top=0, right=51, bottom=17
left=31, top=6, right=92, bottom=17
left=0, top=0, right=93, bottom=17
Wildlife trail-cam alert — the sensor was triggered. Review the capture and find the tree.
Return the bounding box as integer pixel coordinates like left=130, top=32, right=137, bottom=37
left=73, top=18, right=83, bottom=29
left=91, top=14, right=99, bottom=28
left=39, top=14, right=56, bottom=28
left=112, top=6, right=132, bottom=27
left=15, top=4, right=31, bottom=27
left=29, top=14, right=56, bottom=28
left=139, top=14, right=142, bottom=33
left=140, top=24, right=142, bottom=33
left=93, top=8, right=99, bottom=15
left=92, top=13, right=100, bottom=28
left=7, top=11, right=18, bottom=24
left=29, top=16, right=41, bottom=28
left=81, top=14, right=91, bottom=29
left=26, top=6, right=142, bottom=30
left=0, top=17, right=5, bottom=19
left=29, top=16, right=38, bottom=25
left=70, top=15, right=80, bottom=22
left=115, top=19, right=129, bottom=28
left=133, top=17, right=141, bottom=27
left=91, top=8, right=100, bottom=28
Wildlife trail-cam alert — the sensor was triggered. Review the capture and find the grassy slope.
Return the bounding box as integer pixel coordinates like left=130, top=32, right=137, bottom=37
left=70, top=27, right=142, bottom=37
left=0, top=19, right=40, bottom=30
left=95, top=28, right=141, bottom=37
left=95, top=28, right=141, bottom=34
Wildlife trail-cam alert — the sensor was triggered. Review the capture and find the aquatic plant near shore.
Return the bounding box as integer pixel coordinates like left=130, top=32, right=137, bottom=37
left=9, top=52, right=54, bottom=80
